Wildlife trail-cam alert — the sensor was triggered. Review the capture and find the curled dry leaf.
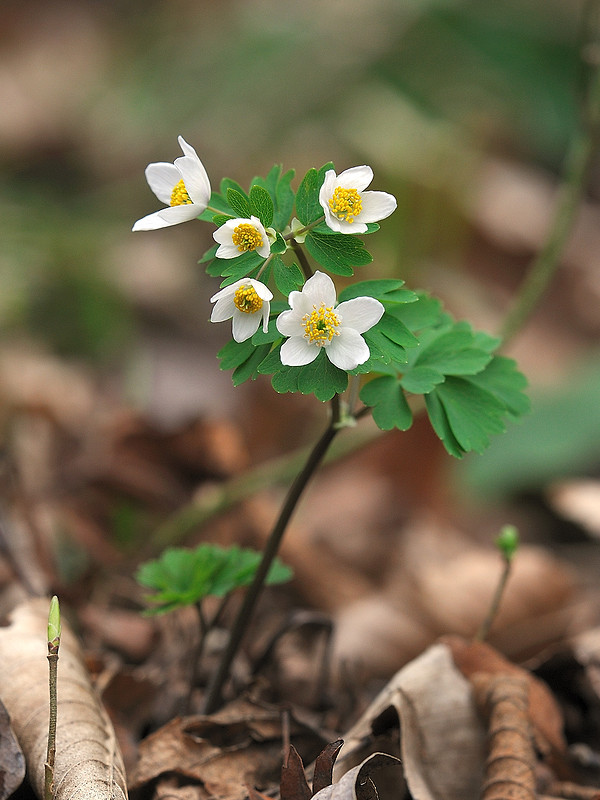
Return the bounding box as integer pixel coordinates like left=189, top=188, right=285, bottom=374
left=443, top=635, right=567, bottom=767
left=313, top=753, right=401, bottom=800
left=0, top=598, right=128, bottom=800
left=334, top=643, right=486, bottom=800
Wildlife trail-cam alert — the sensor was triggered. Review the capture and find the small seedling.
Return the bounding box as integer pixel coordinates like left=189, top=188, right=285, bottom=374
left=476, top=526, right=520, bottom=642
left=45, top=595, right=61, bottom=800
left=136, top=544, right=292, bottom=710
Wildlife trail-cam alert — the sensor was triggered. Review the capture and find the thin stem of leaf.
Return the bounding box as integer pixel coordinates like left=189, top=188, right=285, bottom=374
left=291, top=241, right=313, bottom=281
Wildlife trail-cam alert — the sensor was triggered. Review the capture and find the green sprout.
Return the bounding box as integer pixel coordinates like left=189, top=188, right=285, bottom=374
left=476, top=525, right=520, bottom=642
left=136, top=544, right=292, bottom=712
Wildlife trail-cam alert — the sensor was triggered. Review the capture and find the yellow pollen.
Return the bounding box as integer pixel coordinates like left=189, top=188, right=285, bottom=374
left=328, top=186, right=363, bottom=223
left=232, top=223, right=263, bottom=253
left=234, top=284, right=263, bottom=314
left=302, top=304, right=340, bottom=346
left=170, top=179, right=192, bottom=206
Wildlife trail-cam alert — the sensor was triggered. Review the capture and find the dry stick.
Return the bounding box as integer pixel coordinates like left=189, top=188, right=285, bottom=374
left=202, top=396, right=342, bottom=714
left=472, top=672, right=537, bottom=800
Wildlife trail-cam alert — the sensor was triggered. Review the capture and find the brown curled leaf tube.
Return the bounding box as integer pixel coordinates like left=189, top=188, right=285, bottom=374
left=472, top=671, right=537, bottom=800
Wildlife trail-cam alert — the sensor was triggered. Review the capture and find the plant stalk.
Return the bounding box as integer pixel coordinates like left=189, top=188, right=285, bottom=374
left=45, top=596, right=61, bottom=800
left=202, top=396, right=342, bottom=714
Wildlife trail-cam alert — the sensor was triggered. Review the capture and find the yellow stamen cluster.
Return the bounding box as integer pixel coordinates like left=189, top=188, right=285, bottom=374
left=234, top=284, right=263, bottom=314
left=329, top=186, right=363, bottom=223
left=170, top=179, right=192, bottom=206
left=302, top=304, right=340, bottom=345
left=232, top=223, right=263, bottom=252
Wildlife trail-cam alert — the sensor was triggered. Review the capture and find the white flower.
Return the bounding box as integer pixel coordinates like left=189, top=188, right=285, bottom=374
left=213, top=215, right=271, bottom=259
left=132, top=136, right=211, bottom=231
left=276, top=271, right=384, bottom=370
left=210, top=278, right=273, bottom=342
left=319, top=166, right=397, bottom=234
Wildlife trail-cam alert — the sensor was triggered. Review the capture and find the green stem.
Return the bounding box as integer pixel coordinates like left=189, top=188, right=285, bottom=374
left=475, top=555, right=512, bottom=642
left=201, top=396, right=342, bottom=714
left=499, top=132, right=594, bottom=345
left=282, top=215, right=325, bottom=241
left=500, top=2, right=600, bottom=345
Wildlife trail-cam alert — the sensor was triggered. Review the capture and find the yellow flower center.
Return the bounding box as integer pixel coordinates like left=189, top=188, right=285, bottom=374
left=234, top=284, right=263, bottom=314
left=328, top=186, right=363, bottom=223
left=170, top=179, right=192, bottom=206
left=302, top=304, right=340, bottom=345
left=232, top=223, right=264, bottom=252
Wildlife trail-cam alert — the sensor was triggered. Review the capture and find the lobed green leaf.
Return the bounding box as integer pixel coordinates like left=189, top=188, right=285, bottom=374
left=304, top=232, right=372, bottom=276
left=227, top=187, right=251, bottom=218
left=249, top=185, right=274, bottom=228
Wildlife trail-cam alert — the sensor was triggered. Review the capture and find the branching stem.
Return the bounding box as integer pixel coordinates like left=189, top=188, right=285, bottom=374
left=202, top=396, right=342, bottom=714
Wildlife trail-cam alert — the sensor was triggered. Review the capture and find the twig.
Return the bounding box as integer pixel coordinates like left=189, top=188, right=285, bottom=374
left=45, top=596, right=61, bottom=800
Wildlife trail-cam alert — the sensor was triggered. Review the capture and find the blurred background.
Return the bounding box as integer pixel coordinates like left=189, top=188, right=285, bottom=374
left=2, top=0, right=600, bottom=677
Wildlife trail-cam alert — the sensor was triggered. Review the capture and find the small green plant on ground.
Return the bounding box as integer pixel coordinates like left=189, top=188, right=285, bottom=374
left=136, top=544, right=292, bottom=710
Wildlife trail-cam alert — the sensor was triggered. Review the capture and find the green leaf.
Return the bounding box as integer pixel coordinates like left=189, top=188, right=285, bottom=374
left=252, top=318, right=283, bottom=344
left=470, top=355, right=530, bottom=420
left=270, top=233, right=287, bottom=254
left=199, top=244, right=218, bottom=265
left=296, top=351, right=348, bottom=401
left=218, top=250, right=265, bottom=285
left=295, top=168, right=322, bottom=226
left=232, top=343, right=271, bottom=386
left=432, top=376, right=507, bottom=454
left=273, top=255, right=304, bottom=296
left=249, top=185, right=274, bottom=228
left=377, top=313, right=419, bottom=348
left=137, top=544, right=293, bottom=614
left=304, top=232, right=372, bottom=276
left=274, top=168, right=296, bottom=229
left=412, top=328, right=492, bottom=375
left=198, top=191, right=235, bottom=221
left=295, top=163, right=332, bottom=226
left=400, top=366, right=445, bottom=394
left=339, top=279, right=412, bottom=303
left=360, top=376, right=413, bottom=431
left=212, top=213, right=233, bottom=227
left=227, top=187, right=251, bottom=218
left=393, top=292, right=444, bottom=332
left=217, top=337, right=257, bottom=371
left=425, top=391, right=465, bottom=458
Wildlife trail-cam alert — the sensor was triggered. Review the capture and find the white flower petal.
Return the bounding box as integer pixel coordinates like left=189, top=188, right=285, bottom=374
left=210, top=295, right=237, bottom=322
left=145, top=163, right=181, bottom=204
left=336, top=165, right=373, bottom=192
left=302, top=271, right=336, bottom=307
left=327, top=328, right=370, bottom=370
left=359, top=191, right=397, bottom=224
left=132, top=204, right=202, bottom=231
left=175, top=155, right=211, bottom=209
left=248, top=279, right=273, bottom=301
left=280, top=337, right=319, bottom=367
left=210, top=280, right=243, bottom=302
left=215, top=242, right=243, bottom=259
left=232, top=310, right=261, bottom=342
left=276, top=308, right=302, bottom=336
left=336, top=296, right=384, bottom=334
left=177, top=136, right=199, bottom=160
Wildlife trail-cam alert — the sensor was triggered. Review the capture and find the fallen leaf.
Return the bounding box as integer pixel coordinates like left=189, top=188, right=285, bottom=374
left=314, top=753, right=401, bottom=800
left=0, top=597, right=128, bottom=800
left=312, top=739, right=344, bottom=795
left=0, top=699, right=25, bottom=800
left=131, top=696, right=325, bottom=800
left=334, top=643, right=486, bottom=800
left=443, top=635, right=568, bottom=768
left=281, top=744, right=311, bottom=800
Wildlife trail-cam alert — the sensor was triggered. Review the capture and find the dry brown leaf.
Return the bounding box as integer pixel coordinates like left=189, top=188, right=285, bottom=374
left=0, top=598, right=128, bottom=800
left=314, top=753, right=401, bottom=800
left=131, top=696, right=325, bottom=800
left=444, top=635, right=567, bottom=768
left=0, top=698, right=26, bottom=800
left=334, top=642, right=486, bottom=800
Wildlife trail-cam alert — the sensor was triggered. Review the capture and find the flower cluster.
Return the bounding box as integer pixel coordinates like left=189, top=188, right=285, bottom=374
left=131, top=136, right=529, bottom=454
left=133, top=136, right=395, bottom=371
